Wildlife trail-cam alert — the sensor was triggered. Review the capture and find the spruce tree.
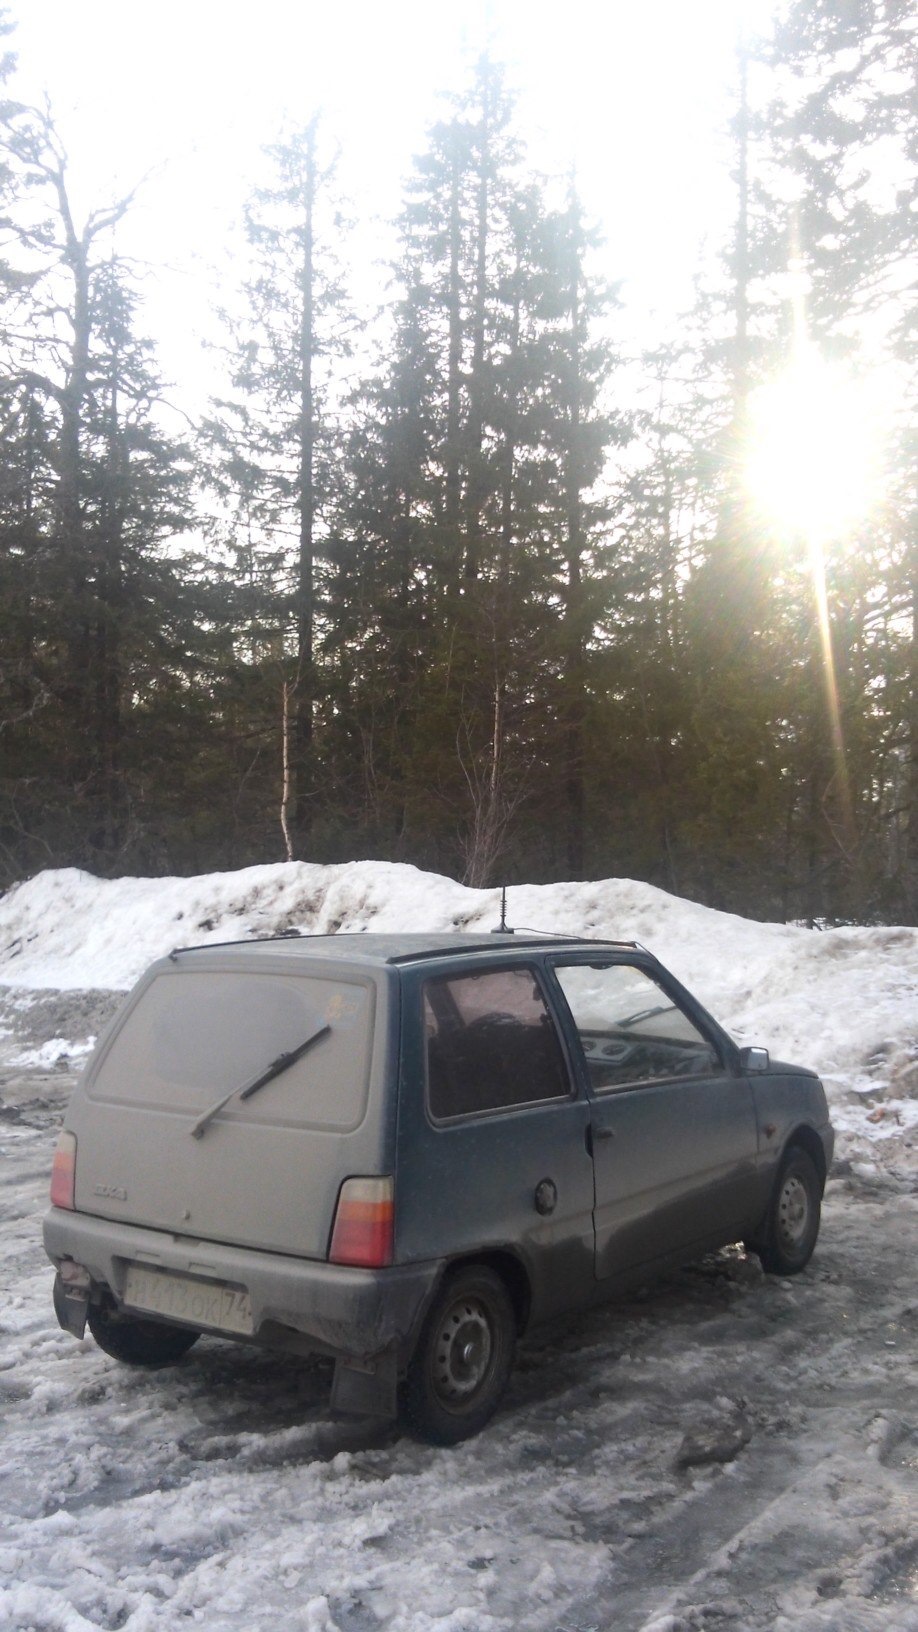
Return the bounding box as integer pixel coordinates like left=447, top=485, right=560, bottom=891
left=0, top=101, right=195, bottom=877
left=202, top=117, right=355, bottom=860
left=759, top=0, right=916, bottom=918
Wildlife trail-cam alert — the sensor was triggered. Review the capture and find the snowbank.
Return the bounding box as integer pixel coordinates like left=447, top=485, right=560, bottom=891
left=2, top=860, right=917, bottom=1151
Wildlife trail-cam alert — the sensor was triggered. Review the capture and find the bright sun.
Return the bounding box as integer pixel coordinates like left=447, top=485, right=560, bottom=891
left=744, top=348, right=884, bottom=542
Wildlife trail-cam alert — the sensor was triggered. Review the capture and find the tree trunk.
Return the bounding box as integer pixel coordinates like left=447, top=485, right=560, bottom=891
left=444, top=134, right=464, bottom=614
left=56, top=213, right=92, bottom=752
left=293, top=120, right=317, bottom=851
left=563, top=197, right=586, bottom=881
left=91, top=360, right=127, bottom=859
left=464, top=69, right=492, bottom=587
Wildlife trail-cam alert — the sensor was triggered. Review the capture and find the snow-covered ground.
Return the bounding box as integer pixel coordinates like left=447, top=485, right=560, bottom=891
left=1, top=862, right=917, bottom=1630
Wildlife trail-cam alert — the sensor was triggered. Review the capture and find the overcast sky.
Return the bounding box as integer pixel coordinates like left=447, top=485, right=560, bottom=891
left=11, top=0, right=778, bottom=400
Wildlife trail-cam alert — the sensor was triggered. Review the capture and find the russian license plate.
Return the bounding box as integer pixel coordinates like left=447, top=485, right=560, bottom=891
left=124, top=1265, right=254, bottom=1335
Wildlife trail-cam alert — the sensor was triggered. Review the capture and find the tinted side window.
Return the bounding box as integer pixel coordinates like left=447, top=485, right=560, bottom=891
left=553, top=963, right=723, bottom=1090
left=424, top=968, right=570, bottom=1119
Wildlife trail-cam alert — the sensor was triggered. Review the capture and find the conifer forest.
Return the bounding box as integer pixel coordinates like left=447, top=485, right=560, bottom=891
left=0, top=3, right=914, bottom=924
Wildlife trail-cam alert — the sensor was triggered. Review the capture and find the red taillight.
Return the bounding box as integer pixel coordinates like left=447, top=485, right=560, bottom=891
left=50, top=1130, right=77, bottom=1210
left=329, top=1177, right=394, bottom=1268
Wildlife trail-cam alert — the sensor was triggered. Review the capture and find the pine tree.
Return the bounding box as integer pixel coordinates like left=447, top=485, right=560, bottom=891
left=334, top=60, right=631, bottom=883
left=202, top=117, right=355, bottom=860
left=0, top=101, right=195, bottom=877
left=330, top=59, right=532, bottom=878
left=761, top=0, right=917, bottom=919
left=638, top=31, right=795, bottom=916
left=534, top=186, right=630, bottom=878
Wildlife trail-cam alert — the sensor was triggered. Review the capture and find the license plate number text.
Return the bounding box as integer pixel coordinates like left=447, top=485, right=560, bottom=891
left=124, top=1266, right=254, bottom=1335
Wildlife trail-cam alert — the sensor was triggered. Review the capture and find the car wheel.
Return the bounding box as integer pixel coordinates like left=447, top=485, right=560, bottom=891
left=757, top=1147, right=822, bottom=1275
left=401, top=1266, right=516, bottom=1445
left=87, top=1299, right=200, bottom=1367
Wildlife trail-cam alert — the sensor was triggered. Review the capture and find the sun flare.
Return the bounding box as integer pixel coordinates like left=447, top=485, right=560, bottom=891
left=744, top=349, right=884, bottom=542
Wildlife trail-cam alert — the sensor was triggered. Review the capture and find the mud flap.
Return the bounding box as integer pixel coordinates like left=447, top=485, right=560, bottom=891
left=331, top=1348, right=398, bottom=1420
left=53, top=1273, right=89, bottom=1340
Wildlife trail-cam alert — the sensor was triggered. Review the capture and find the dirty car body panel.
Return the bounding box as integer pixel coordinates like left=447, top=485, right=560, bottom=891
left=44, top=931, right=834, bottom=1438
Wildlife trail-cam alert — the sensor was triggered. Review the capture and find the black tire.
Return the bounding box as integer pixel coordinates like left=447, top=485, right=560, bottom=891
left=756, top=1146, right=822, bottom=1275
left=401, top=1266, right=516, bottom=1445
left=88, top=1299, right=200, bottom=1367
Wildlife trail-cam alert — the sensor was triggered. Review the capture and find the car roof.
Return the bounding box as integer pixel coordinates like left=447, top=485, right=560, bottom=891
left=167, top=930, right=639, bottom=968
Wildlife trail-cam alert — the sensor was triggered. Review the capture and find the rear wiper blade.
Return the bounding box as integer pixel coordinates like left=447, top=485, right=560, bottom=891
left=189, top=1023, right=331, bottom=1140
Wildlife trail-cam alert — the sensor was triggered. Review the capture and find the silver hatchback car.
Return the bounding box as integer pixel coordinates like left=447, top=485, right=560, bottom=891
left=45, top=932, right=834, bottom=1443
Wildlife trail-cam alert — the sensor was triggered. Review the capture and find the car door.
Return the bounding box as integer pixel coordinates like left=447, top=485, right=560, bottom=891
left=396, top=959, right=596, bottom=1324
left=549, top=957, right=759, bottom=1282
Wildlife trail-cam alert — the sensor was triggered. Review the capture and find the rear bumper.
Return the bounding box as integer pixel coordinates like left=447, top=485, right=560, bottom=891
left=44, top=1207, right=440, bottom=1367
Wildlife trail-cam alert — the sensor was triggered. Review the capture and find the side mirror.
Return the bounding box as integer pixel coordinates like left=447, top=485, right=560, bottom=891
left=739, top=1045, right=770, bottom=1073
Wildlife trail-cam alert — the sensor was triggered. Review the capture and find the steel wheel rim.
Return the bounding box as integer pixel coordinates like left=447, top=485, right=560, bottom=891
left=777, top=1173, right=810, bottom=1249
left=432, top=1296, right=494, bottom=1404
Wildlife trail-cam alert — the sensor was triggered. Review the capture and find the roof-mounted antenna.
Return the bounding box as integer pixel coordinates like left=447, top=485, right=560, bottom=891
left=492, top=884, right=514, bottom=934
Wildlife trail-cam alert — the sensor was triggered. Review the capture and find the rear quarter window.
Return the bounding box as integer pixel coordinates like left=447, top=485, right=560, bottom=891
left=423, top=966, right=571, bottom=1120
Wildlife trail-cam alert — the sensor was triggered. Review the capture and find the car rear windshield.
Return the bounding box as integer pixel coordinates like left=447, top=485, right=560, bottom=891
left=87, top=969, right=374, bottom=1132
